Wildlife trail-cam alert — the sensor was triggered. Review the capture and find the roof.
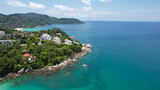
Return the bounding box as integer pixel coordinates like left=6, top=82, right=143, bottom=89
left=41, top=33, right=52, bottom=41
left=22, top=53, right=36, bottom=60
left=0, top=31, right=5, bottom=33
left=23, top=53, right=30, bottom=57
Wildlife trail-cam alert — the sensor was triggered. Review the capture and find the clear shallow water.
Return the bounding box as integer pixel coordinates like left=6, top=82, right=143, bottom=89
left=1, top=21, right=160, bottom=90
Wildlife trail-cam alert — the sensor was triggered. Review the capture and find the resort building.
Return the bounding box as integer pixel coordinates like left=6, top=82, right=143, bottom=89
left=64, top=39, right=72, bottom=45
left=22, top=53, right=36, bottom=61
left=53, top=36, right=61, bottom=44
left=41, top=33, right=52, bottom=41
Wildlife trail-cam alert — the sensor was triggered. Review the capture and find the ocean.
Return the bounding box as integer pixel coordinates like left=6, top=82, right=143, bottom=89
left=0, top=21, right=160, bottom=90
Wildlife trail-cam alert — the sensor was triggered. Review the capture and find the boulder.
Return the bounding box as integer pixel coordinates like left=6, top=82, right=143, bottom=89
left=85, top=44, right=92, bottom=48
left=25, top=68, right=33, bottom=73
left=18, top=68, right=25, bottom=74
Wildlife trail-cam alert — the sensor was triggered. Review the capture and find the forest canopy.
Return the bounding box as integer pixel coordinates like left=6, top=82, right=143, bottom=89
left=0, top=13, right=84, bottom=28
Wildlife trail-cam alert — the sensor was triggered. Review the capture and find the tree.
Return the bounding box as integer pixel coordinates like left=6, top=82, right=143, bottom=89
left=62, top=46, right=73, bottom=56
left=40, top=52, right=48, bottom=65
left=31, top=61, right=44, bottom=69
left=14, top=65, right=22, bottom=72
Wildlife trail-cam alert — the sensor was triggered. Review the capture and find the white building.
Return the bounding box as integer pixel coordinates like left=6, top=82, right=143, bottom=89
left=53, top=36, right=61, bottom=44
left=14, top=28, right=23, bottom=31
left=56, top=33, right=62, bottom=36
left=0, top=31, right=5, bottom=36
left=41, top=33, right=52, bottom=41
left=64, top=39, right=72, bottom=45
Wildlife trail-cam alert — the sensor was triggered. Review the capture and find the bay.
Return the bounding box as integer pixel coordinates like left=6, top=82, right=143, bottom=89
left=1, top=21, right=160, bottom=90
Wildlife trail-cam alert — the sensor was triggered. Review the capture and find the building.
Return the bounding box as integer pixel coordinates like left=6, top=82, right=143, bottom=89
left=0, top=40, right=16, bottom=46
left=53, top=36, right=61, bottom=44
left=41, top=33, right=52, bottom=41
left=14, top=28, right=23, bottom=31
left=64, top=39, right=72, bottom=45
left=22, top=53, right=36, bottom=61
left=0, top=31, right=5, bottom=39
left=56, top=33, right=62, bottom=36
left=74, top=41, right=80, bottom=44
left=0, top=31, right=5, bottom=36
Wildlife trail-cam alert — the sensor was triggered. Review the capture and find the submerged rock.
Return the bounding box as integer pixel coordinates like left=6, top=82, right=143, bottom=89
left=83, top=64, right=88, bottom=67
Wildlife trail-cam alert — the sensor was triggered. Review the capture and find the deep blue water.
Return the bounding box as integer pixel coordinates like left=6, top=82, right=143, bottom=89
left=1, top=21, right=160, bottom=90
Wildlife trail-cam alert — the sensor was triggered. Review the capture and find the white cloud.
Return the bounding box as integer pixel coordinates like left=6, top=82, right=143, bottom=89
left=99, top=0, right=112, bottom=3
left=44, top=4, right=118, bottom=18
left=6, top=0, right=45, bottom=9
left=28, top=2, right=45, bottom=9
left=82, top=6, right=93, bottom=12
left=82, top=0, right=91, bottom=5
left=44, top=5, right=88, bottom=17
left=6, top=0, right=27, bottom=7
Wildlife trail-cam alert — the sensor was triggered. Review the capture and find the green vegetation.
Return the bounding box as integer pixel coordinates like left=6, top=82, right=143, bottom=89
left=0, top=28, right=82, bottom=77
left=0, top=13, right=84, bottom=28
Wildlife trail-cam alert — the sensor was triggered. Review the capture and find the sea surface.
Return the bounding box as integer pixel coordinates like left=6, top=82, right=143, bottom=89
left=0, top=21, right=160, bottom=90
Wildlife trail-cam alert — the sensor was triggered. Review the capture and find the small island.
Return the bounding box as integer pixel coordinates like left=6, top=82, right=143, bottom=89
left=0, top=27, right=91, bottom=82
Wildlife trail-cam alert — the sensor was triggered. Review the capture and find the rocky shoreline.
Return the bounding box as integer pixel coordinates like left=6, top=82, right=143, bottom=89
left=0, top=44, right=92, bottom=82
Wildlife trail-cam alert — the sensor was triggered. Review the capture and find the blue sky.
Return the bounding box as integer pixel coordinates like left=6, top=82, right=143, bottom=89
left=0, top=0, right=160, bottom=21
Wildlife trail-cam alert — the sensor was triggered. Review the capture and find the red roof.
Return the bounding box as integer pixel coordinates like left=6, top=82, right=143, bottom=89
left=23, top=53, right=30, bottom=57
left=22, top=53, right=36, bottom=60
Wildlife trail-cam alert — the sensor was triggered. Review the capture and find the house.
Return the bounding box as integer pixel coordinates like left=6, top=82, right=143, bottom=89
left=53, top=36, right=61, bottom=44
left=56, top=33, right=62, bottom=36
left=0, top=31, right=5, bottom=36
left=21, top=44, right=27, bottom=46
left=14, top=28, right=23, bottom=31
left=22, top=53, right=36, bottom=61
left=64, top=39, right=72, bottom=45
left=23, top=50, right=29, bottom=53
left=0, top=40, right=16, bottom=46
left=38, top=41, right=42, bottom=45
left=0, top=31, right=5, bottom=39
left=41, top=33, right=52, bottom=41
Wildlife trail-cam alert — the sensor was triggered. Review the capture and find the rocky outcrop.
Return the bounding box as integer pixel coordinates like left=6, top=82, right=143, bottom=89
left=83, top=44, right=92, bottom=48
left=1, top=44, right=92, bottom=82
left=5, top=73, right=20, bottom=79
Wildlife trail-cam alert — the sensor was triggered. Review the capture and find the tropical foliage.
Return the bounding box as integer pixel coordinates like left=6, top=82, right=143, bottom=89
left=0, top=13, right=84, bottom=28
left=0, top=28, right=82, bottom=77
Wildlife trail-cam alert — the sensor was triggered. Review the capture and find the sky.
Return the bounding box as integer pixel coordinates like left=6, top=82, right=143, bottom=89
left=0, top=0, right=160, bottom=21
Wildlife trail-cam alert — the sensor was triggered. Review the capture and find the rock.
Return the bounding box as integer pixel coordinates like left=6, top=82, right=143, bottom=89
left=5, top=73, right=20, bottom=79
left=18, top=68, right=25, bottom=74
left=85, top=44, right=92, bottom=48
left=1, top=43, right=92, bottom=82
left=25, top=68, right=32, bottom=73
left=82, top=47, right=91, bottom=53
left=48, top=66, right=53, bottom=70
left=11, top=81, right=18, bottom=87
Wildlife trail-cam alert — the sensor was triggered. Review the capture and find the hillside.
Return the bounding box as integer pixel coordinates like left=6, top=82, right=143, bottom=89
left=0, top=13, right=84, bottom=28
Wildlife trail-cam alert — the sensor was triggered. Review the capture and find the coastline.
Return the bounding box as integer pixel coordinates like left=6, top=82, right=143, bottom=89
left=0, top=44, right=92, bottom=83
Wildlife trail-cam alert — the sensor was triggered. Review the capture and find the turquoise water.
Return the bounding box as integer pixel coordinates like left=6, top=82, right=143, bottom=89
left=1, top=21, right=160, bottom=90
